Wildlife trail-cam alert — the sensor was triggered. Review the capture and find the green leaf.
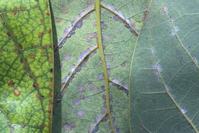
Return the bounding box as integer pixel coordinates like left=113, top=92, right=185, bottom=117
left=51, top=0, right=147, bottom=132
left=0, top=0, right=57, bottom=132
left=130, top=0, right=199, bottom=132
left=2, top=0, right=198, bottom=133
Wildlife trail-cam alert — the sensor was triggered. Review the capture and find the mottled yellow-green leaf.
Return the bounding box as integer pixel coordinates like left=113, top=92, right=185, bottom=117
left=0, top=0, right=56, bottom=132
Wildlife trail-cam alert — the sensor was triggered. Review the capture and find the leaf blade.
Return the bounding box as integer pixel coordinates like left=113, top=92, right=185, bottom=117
left=0, top=0, right=55, bottom=132
left=130, top=0, right=199, bottom=132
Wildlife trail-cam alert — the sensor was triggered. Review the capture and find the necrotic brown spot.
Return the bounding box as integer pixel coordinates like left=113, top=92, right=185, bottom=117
left=33, top=82, right=39, bottom=88
left=7, top=80, right=15, bottom=87
left=46, top=11, right=50, bottom=16
left=14, top=89, right=21, bottom=96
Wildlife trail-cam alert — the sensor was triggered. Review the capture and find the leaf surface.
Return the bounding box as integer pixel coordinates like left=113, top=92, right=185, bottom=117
left=0, top=0, right=56, bottom=132
left=51, top=0, right=148, bottom=132
left=130, top=0, right=199, bottom=133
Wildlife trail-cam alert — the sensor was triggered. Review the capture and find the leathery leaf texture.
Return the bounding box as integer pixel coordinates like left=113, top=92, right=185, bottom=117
left=0, top=0, right=56, bottom=132
left=51, top=0, right=147, bottom=132
left=130, top=0, right=199, bottom=133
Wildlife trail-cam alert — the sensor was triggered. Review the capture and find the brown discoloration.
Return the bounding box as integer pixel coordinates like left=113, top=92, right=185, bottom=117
left=38, top=32, right=44, bottom=38
left=33, top=82, right=39, bottom=88
left=8, top=80, right=21, bottom=97
left=13, top=89, right=21, bottom=96
left=46, top=11, right=50, bottom=16
left=7, top=80, right=15, bottom=87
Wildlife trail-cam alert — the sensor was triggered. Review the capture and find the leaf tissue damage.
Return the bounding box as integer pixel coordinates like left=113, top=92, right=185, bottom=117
left=52, top=0, right=144, bottom=132
left=0, top=0, right=55, bottom=133
left=53, top=0, right=199, bottom=132
left=1, top=0, right=199, bottom=133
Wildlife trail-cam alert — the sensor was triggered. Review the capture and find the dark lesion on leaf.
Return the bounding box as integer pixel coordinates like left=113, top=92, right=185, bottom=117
left=0, top=10, right=49, bottom=132
left=58, top=45, right=98, bottom=100
left=49, top=68, right=53, bottom=73
left=57, top=5, right=95, bottom=48
left=57, top=1, right=139, bottom=132
left=7, top=80, right=21, bottom=96
left=7, top=80, right=15, bottom=87
left=33, top=82, right=39, bottom=88
left=59, top=47, right=129, bottom=101
left=58, top=2, right=139, bottom=49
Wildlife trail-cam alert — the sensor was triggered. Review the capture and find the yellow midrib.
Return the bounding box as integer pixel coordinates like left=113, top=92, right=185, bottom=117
left=95, top=0, right=115, bottom=132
